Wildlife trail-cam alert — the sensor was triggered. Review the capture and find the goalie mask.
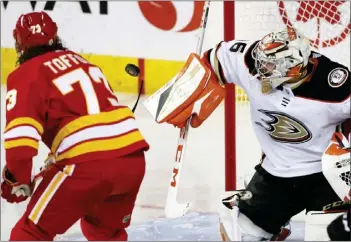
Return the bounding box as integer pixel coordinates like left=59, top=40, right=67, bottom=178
left=254, top=27, right=311, bottom=93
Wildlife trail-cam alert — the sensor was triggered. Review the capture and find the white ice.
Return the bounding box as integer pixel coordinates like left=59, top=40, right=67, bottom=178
left=1, top=86, right=305, bottom=241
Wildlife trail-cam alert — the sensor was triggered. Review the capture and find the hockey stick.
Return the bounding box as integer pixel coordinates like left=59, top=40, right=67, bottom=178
left=32, top=154, right=56, bottom=182
left=164, top=1, right=211, bottom=218
left=125, top=63, right=144, bottom=113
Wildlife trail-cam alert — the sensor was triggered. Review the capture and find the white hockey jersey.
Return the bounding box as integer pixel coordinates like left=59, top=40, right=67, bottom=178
left=207, top=40, right=350, bottom=177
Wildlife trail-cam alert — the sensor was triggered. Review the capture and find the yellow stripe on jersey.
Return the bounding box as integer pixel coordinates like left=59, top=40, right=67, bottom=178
left=29, top=165, right=75, bottom=224
left=51, top=107, right=134, bottom=153
left=5, top=117, right=44, bottom=135
left=55, top=130, right=144, bottom=162
left=4, top=138, right=39, bottom=150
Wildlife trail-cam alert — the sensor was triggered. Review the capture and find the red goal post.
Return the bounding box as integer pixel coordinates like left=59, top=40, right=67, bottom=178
left=223, top=1, right=236, bottom=192
left=223, top=1, right=350, bottom=192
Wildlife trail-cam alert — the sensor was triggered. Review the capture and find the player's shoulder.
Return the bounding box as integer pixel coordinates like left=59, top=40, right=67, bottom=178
left=294, top=52, right=350, bottom=103
left=224, top=39, right=259, bottom=74
left=219, top=40, right=258, bottom=56
left=217, top=39, right=258, bottom=70
left=8, top=49, right=88, bottom=83
left=8, top=50, right=64, bottom=79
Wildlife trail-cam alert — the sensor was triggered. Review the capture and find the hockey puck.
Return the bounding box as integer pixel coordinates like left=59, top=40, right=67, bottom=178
left=125, top=64, right=140, bottom=77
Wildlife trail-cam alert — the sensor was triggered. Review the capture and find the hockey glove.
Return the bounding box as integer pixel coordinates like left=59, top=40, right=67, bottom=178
left=1, top=166, right=35, bottom=203
left=144, top=53, right=226, bottom=129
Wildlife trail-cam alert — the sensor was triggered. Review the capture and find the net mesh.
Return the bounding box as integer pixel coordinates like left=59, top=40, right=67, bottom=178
left=340, top=171, right=350, bottom=186
left=337, top=158, right=351, bottom=186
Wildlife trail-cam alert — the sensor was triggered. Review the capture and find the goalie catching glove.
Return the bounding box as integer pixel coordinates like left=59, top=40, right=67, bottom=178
left=144, top=53, right=226, bottom=128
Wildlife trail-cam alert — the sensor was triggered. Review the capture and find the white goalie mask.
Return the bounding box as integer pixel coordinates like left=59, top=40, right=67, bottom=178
left=254, top=27, right=311, bottom=93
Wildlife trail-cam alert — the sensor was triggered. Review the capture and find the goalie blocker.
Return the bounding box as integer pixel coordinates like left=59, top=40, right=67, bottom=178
left=144, top=53, right=226, bottom=128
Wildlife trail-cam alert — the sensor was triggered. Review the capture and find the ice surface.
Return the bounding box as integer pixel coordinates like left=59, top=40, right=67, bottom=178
left=54, top=213, right=305, bottom=241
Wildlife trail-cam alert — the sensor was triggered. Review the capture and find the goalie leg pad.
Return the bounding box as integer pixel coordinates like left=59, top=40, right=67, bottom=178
left=219, top=204, right=273, bottom=241
left=304, top=211, right=343, bottom=241
left=238, top=212, right=274, bottom=241
left=322, top=132, right=350, bottom=201
left=220, top=191, right=273, bottom=241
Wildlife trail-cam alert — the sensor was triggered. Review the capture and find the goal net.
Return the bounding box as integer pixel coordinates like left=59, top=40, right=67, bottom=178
left=223, top=1, right=350, bottom=190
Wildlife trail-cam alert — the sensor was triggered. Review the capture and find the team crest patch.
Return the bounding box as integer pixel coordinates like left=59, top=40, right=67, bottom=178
left=328, top=68, right=348, bottom=88
left=122, top=214, right=131, bottom=223
left=255, top=110, right=312, bottom=144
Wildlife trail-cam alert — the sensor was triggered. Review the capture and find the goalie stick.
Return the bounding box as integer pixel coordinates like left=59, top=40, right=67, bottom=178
left=164, top=1, right=211, bottom=218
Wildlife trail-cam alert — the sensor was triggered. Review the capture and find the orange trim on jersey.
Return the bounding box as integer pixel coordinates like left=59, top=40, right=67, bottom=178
left=302, top=57, right=319, bottom=84
left=295, top=93, right=351, bottom=104
left=28, top=165, right=75, bottom=224
left=4, top=137, right=39, bottom=150
left=214, top=42, right=230, bottom=85
left=51, top=107, right=134, bottom=153
left=5, top=117, right=44, bottom=135
left=55, top=130, right=144, bottom=162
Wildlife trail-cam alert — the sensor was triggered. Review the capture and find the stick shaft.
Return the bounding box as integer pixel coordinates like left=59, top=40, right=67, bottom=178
left=165, top=1, right=211, bottom=216
left=196, top=1, right=211, bottom=55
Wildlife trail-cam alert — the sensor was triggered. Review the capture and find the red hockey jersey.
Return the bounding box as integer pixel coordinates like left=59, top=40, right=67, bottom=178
left=4, top=50, right=149, bottom=184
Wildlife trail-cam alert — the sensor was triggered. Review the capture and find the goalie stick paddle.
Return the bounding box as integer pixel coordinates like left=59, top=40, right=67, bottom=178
left=164, top=1, right=211, bottom=219
left=164, top=120, right=192, bottom=218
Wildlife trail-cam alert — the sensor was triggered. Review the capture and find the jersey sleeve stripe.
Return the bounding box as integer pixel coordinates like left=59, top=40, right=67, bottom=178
left=4, top=137, right=39, bottom=150
left=55, top=130, right=144, bottom=162
left=4, top=126, right=42, bottom=140
left=51, top=107, right=135, bottom=153
left=5, top=117, right=44, bottom=135
left=210, top=42, right=229, bottom=85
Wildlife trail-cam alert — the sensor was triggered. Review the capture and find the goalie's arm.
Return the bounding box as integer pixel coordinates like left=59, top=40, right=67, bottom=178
left=202, top=39, right=258, bottom=89
left=202, top=46, right=229, bottom=86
